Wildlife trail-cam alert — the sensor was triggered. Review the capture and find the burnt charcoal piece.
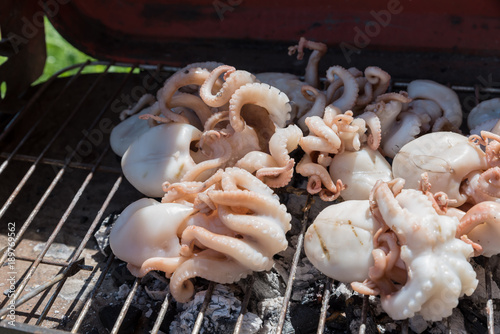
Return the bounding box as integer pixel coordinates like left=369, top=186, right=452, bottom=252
left=290, top=303, right=321, bottom=333
left=111, top=261, right=137, bottom=286
left=99, top=304, right=143, bottom=334
left=458, top=299, right=487, bottom=334
left=94, top=213, right=119, bottom=256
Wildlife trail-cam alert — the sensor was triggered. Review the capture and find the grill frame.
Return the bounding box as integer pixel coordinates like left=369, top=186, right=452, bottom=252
left=0, top=61, right=499, bottom=334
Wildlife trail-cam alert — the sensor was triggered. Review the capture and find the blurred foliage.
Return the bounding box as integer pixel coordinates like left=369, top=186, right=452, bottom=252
left=33, top=17, right=138, bottom=85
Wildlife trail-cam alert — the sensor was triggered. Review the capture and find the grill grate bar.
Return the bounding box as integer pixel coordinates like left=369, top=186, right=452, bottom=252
left=392, top=81, right=500, bottom=94
left=2, top=143, right=110, bottom=310
left=317, top=277, right=333, bottom=334
left=150, top=291, right=172, bottom=334
left=358, top=295, right=369, bottom=334
left=0, top=62, right=131, bottom=266
left=0, top=152, right=122, bottom=174
left=0, top=61, right=110, bottom=221
left=110, top=278, right=141, bottom=334
left=192, top=281, right=216, bottom=334
left=71, top=254, right=115, bottom=333
left=233, top=275, right=255, bottom=334
left=0, top=63, right=95, bottom=144
left=276, top=195, right=314, bottom=333
left=485, top=258, right=495, bottom=334
left=0, top=61, right=89, bottom=176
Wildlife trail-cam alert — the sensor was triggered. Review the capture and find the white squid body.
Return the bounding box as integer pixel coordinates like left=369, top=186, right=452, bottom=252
left=110, top=103, right=159, bottom=157
left=304, top=200, right=375, bottom=283
left=109, top=198, right=194, bottom=269
left=392, top=132, right=488, bottom=206
left=375, top=187, right=477, bottom=321
left=329, top=146, right=392, bottom=200
left=121, top=123, right=205, bottom=197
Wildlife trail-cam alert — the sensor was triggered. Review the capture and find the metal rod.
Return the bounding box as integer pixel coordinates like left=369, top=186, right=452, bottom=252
left=485, top=258, right=495, bottom=334
left=192, top=282, right=216, bottom=334
left=71, top=255, right=115, bottom=333
left=0, top=152, right=122, bottom=174
left=0, top=61, right=111, bottom=221
left=276, top=195, right=314, bottom=333
left=0, top=61, right=90, bottom=176
left=0, top=259, right=85, bottom=317
left=1, top=145, right=109, bottom=304
left=2, top=256, right=93, bottom=271
left=0, top=62, right=91, bottom=144
left=392, top=81, right=500, bottom=93
left=233, top=275, right=255, bottom=334
left=0, top=63, right=132, bottom=265
left=317, top=278, right=333, bottom=334
left=110, top=278, right=141, bottom=334
left=150, top=292, right=171, bottom=334
left=358, top=295, right=369, bottom=334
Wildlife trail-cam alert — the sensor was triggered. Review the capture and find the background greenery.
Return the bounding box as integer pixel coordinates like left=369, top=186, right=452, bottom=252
left=0, top=16, right=137, bottom=97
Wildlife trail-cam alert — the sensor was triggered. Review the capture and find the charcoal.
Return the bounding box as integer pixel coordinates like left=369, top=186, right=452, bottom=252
left=99, top=304, right=143, bottom=334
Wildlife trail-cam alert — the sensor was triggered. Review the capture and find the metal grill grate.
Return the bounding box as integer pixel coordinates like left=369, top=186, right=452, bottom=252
left=0, top=62, right=499, bottom=333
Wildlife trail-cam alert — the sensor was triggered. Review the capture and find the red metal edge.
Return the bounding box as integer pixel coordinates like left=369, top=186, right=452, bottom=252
left=46, top=0, right=500, bottom=66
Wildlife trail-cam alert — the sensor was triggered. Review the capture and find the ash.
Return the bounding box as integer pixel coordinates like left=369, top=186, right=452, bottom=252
left=170, top=284, right=262, bottom=334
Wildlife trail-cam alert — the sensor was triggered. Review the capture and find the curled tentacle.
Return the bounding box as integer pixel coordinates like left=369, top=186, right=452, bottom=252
left=296, top=155, right=345, bottom=201
left=181, top=225, right=274, bottom=271
left=297, top=85, right=327, bottom=130
left=127, top=257, right=184, bottom=278
left=181, top=132, right=232, bottom=182
left=357, top=111, right=382, bottom=150
left=119, top=94, right=156, bottom=120
left=229, top=83, right=291, bottom=132
left=325, top=65, right=359, bottom=111
left=169, top=250, right=252, bottom=303
left=200, top=65, right=257, bottom=107
left=365, top=66, right=391, bottom=98
left=170, top=93, right=213, bottom=127
left=288, top=37, right=327, bottom=88
left=157, top=67, right=213, bottom=123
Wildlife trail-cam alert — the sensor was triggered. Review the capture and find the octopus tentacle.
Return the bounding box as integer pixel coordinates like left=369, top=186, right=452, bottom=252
left=119, top=94, right=156, bottom=120
left=200, top=65, right=257, bottom=107
left=303, top=116, right=341, bottom=153
left=217, top=205, right=288, bottom=254
left=229, top=83, right=291, bottom=132
left=127, top=257, right=184, bottom=278
left=181, top=133, right=232, bottom=182
left=157, top=67, right=213, bottom=123
left=169, top=250, right=252, bottom=303
left=207, top=190, right=290, bottom=230
left=181, top=225, right=274, bottom=271
left=365, top=66, right=391, bottom=98
left=288, top=37, right=327, bottom=88
left=170, top=93, right=213, bottom=126
left=296, top=156, right=345, bottom=201
left=456, top=201, right=500, bottom=238
left=357, top=111, right=382, bottom=150
left=477, top=167, right=500, bottom=198
left=297, top=86, right=327, bottom=130
left=255, top=160, right=295, bottom=188
left=325, top=66, right=359, bottom=111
